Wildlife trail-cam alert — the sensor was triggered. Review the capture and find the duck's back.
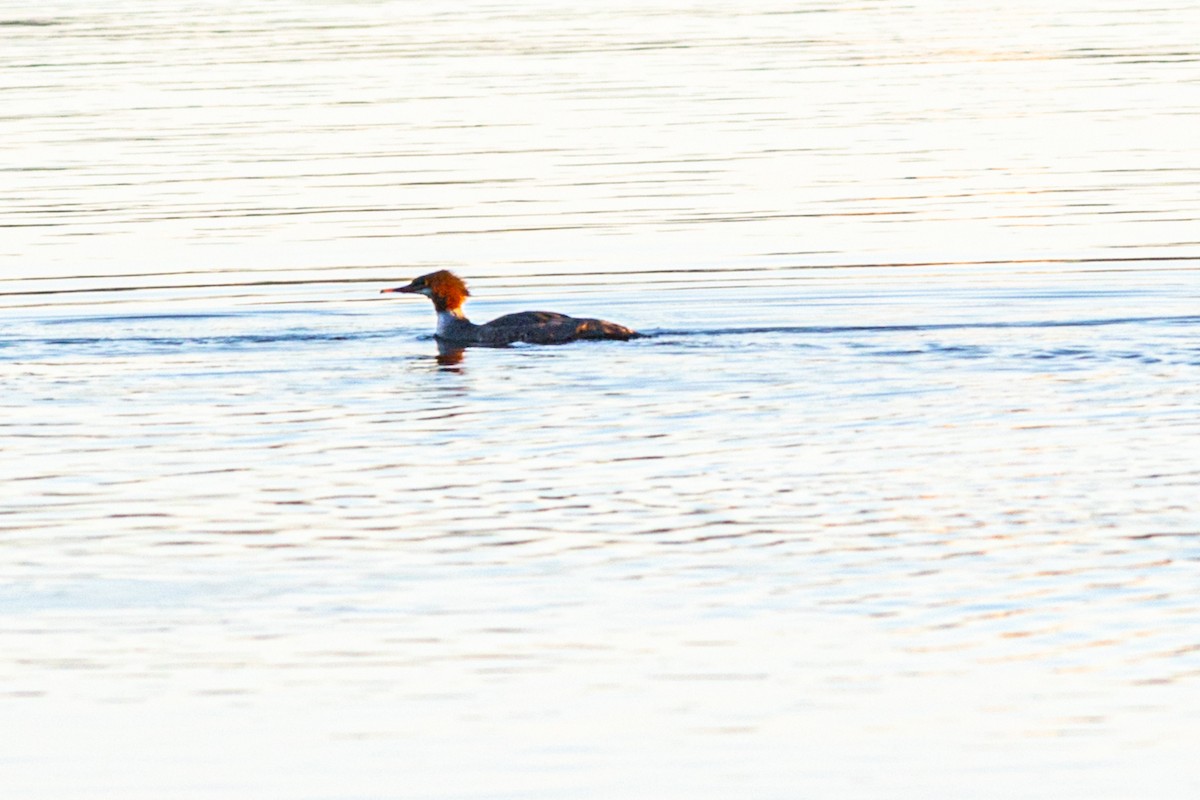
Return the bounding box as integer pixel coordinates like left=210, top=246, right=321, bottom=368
left=479, top=311, right=640, bottom=345
left=485, top=311, right=575, bottom=328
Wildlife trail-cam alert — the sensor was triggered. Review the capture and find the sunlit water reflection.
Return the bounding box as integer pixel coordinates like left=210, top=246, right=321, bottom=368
left=2, top=1, right=1199, bottom=797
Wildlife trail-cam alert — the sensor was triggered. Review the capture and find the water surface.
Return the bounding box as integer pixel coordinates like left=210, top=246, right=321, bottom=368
left=2, top=2, right=1199, bottom=798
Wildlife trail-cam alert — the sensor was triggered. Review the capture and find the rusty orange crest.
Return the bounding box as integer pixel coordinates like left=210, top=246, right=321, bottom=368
left=423, top=270, right=470, bottom=311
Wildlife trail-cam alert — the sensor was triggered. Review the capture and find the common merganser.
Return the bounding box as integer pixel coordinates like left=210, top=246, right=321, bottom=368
left=381, top=270, right=641, bottom=346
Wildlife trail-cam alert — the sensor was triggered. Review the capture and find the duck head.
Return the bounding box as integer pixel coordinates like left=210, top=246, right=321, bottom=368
left=381, top=270, right=470, bottom=313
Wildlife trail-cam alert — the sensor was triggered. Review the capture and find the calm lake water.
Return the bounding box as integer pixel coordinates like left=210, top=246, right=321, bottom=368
left=3, top=1, right=1199, bottom=797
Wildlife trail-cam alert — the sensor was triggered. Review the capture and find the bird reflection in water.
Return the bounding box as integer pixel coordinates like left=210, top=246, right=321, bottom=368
left=436, top=339, right=466, bottom=367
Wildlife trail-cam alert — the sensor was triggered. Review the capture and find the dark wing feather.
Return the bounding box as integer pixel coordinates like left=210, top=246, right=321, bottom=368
left=483, top=311, right=575, bottom=328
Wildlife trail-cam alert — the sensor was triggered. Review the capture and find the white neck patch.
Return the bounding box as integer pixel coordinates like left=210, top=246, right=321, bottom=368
left=436, top=311, right=461, bottom=337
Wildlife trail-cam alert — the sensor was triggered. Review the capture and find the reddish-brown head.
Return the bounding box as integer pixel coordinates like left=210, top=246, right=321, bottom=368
left=381, top=270, right=470, bottom=312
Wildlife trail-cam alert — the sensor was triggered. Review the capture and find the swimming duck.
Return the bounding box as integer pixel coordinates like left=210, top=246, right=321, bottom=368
left=381, top=270, right=640, bottom=346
